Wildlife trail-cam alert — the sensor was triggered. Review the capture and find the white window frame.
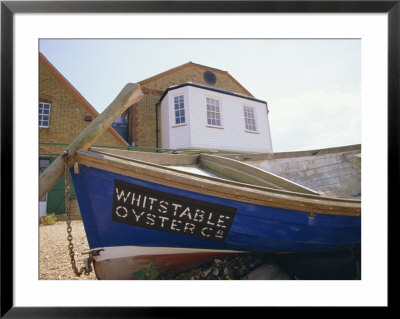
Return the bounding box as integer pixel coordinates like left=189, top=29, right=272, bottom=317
left=173, top=94, right=186, bottom=126
left=206, top=96, right=222, bottom=128
left=243, top=105, right=257, bottom=132
left=39, top=102, right=51, bottom=128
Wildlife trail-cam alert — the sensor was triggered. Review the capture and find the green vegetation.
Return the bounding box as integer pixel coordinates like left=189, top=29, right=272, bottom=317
left=132, top=260, right=159, bottom=280
left=43, top=212, right=57, bottom=225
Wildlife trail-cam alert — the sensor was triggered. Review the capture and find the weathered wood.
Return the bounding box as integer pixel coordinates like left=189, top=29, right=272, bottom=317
left=90, top=147, right=199, bottom=166
left=76, top=150, right=361, bottom=217
left=199, top=153, right=319, bottom=195
left=39, top=83, right=143, bottom=200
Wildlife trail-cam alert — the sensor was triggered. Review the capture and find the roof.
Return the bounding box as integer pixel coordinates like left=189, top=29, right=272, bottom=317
left=139, top=61, right=254, bottom=97
left=39, top=53, right=128, bottom=146
left=158, top=82, right=268, bottom=110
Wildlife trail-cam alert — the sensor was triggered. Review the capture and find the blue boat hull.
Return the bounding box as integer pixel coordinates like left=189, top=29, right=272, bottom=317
left=71, top=164, right=361, bottom=254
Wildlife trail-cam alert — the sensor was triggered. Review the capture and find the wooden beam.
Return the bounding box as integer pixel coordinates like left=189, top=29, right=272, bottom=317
left=39, top=83, right=143, bottom=200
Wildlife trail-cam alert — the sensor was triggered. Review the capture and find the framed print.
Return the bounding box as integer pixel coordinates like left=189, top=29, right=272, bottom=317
left=1, top=0, right=397, bottom=316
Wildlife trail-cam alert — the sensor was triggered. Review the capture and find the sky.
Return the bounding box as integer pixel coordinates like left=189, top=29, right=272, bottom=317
left=39, top=39, right=361, bottom=152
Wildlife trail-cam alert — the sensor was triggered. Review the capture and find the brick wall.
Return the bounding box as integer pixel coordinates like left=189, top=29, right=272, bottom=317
left=39, top=57, right=127, bottom=155
left=133, top=94, right=160, bottom=148
left=134, top=63, right=253, bottom=148
left=39, top=55, right=128, bottom=218
left=141, top=65, right=251, bottom=95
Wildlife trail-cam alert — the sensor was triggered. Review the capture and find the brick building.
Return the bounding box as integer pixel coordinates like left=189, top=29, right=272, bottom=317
left=39, top=57, right=273, bottom=216
left=126, top=62, right=272, bottom=152
left=39, top=53, right=128, bottom=217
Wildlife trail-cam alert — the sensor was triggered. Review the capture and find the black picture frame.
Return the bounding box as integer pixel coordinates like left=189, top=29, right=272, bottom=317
left=1, top=0, right=397, bottom=317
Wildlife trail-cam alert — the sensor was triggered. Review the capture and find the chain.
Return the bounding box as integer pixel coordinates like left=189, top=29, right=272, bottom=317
left=62, top=151, right=93, bottom=277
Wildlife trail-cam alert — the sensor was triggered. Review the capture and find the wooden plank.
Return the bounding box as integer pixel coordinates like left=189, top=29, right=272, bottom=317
left=75, top=150, right=361, bottom=217
left=199, top=153, right=320, bottom=195
left=90, top=147, right=198, bottom=166
left=39, top=83, right=143, bottom=200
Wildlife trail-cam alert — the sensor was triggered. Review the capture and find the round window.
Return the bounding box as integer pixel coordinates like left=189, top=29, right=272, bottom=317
left=203, top=70, right=217, bottom=85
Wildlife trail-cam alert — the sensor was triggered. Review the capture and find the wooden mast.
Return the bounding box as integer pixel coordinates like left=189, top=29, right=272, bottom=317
left=39, top=83, right=143, bottom=200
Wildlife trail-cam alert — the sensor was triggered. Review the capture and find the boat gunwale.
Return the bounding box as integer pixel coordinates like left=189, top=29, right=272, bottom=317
left=75, top=150, right=361, bottom=217
left=90, top=147, right=199, bottom=165
left=219, top=144, right=361, bottom=161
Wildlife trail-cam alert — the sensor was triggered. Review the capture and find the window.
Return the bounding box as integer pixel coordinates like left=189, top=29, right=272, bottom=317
left=206, top=97, right=221, bottom=126
left=39, top=102, right=51, bottom=128
left=243, top=106, right=257, bottom=131
left=174, top=95, right=185, bottom=125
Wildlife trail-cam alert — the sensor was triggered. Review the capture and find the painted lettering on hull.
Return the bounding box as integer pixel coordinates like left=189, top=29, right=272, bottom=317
left=112, top=179, right=237, bottom=242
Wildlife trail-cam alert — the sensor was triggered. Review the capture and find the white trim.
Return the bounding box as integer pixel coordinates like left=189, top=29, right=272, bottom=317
left=205, top=95, right=223, bottom=127
left=243, top=104, right=258, bottom=132
left=171, top=123, right=188, bottom=128
left=94, top=245, right=244, bottom=262
left=172, top=93, right=186, bottom=125
left=39, top=101, right=51, bottom=128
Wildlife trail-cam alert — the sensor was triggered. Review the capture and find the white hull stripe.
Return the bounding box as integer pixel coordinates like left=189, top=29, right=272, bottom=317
left=94, top=245, right=245, bottom=262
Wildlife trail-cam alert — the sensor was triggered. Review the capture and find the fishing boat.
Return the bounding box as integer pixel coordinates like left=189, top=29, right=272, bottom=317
left=68, top=145, right=361, bottom=280
left=39, top=83, right=361, bottom=280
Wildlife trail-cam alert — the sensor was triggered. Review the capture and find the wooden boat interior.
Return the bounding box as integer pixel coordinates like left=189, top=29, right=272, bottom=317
left=88, top=147, right=319, bottom=195
left=76, top=147, right=361, bottom=218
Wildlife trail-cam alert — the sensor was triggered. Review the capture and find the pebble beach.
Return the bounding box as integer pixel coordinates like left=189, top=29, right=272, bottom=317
left=39, top=219, right=359, bottom=280
left=39, top=220, right=291, bottom=280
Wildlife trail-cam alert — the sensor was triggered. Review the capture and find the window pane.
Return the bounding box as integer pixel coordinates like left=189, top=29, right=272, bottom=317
left=243, top=106, right=256, bottom=131
left=206, top=98, right=221, bottom=126
left=39, top=102, right=51, bottom=127
left=174, top=95, right=185, bottom=124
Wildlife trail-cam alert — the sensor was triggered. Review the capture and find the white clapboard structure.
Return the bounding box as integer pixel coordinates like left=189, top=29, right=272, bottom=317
left=160, top=82, right=273, bottom=153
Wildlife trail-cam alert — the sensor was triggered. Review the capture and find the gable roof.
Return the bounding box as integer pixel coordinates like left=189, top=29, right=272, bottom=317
left=139, top=61, right=254, bottom=97
left=39, top=53, right=128, bottom=146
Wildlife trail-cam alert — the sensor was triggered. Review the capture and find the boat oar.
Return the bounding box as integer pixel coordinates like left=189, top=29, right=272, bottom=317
left=39, top=83, right=143, bottom=200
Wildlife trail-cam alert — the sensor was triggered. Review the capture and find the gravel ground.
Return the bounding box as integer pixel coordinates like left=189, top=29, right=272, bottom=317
left=39, top=220, right=97, bottom=280
left=39, top=220, right=359, bottom=280
left=39, top=220, right=278, bottom=280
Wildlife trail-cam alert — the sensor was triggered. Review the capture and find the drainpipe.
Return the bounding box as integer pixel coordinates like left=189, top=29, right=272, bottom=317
left=155, top=102, right=160, bottom=150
